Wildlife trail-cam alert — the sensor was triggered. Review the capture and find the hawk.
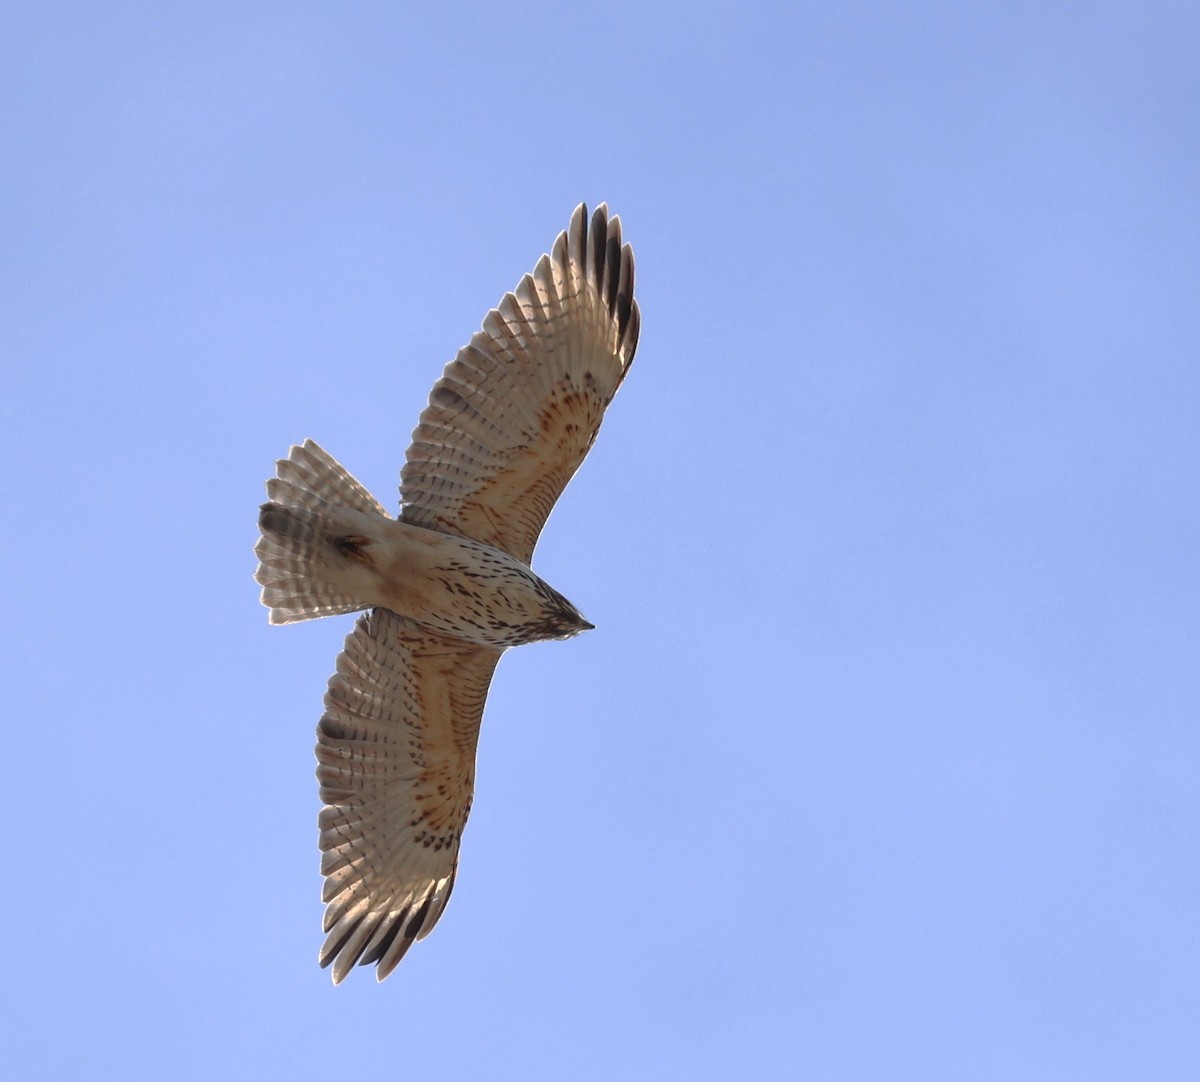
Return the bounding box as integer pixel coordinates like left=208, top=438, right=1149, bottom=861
left=255, top=204, right=640, bottom=983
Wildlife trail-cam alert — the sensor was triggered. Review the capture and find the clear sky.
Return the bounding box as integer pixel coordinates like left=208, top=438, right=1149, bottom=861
left=4, top=3, right=1198, bottom=1079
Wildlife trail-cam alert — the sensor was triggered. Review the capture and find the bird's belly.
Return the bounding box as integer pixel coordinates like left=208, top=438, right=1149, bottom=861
left=372, top=525, right=573, bottom=648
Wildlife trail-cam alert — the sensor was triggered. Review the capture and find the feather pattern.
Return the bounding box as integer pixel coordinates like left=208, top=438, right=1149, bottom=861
left=255, top=441, right=389, bottom=623
left=316, top=608, right=501, bottom=984
left=400, top=202, right=639, bottom=564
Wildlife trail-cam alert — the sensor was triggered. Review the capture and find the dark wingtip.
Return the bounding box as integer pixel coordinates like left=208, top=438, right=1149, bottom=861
left=357, top=914, right=405, bottom=968
left=319, top=916, right=364, bottom=973
left=590, top=204, right=608, bottom=287
left=577, top=202, right=589, bottom=265
left=563, top=201, right=639, bottom=367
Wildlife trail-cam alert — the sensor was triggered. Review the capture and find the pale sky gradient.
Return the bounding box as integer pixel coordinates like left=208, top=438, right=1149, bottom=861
left=4, top=3, right=1198, bottom=1079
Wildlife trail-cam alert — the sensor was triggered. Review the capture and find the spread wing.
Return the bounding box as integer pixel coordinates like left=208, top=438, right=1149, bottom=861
left=400, top=202, right=641, bottom=565
left=316, top=607, right=501, bottom=983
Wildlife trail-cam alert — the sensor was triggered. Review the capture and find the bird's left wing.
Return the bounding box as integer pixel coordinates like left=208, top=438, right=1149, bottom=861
left=316, top=607, right=501, bottom=983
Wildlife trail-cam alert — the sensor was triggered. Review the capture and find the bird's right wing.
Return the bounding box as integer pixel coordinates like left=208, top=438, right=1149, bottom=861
left=399, top=203, right=640, bottom=566
left=316, top=607, right=502, bottom=983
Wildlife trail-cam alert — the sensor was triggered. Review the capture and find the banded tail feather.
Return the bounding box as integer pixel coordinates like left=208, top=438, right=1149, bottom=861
left=255, top=440, right=389, bottom=624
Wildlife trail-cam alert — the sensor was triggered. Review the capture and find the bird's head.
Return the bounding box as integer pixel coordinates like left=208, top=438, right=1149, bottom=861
left=533, top=581, right=595, bottom=642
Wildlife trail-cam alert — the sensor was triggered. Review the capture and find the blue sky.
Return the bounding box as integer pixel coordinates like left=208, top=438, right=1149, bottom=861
left=4, top=3, right=1198, bottom=1078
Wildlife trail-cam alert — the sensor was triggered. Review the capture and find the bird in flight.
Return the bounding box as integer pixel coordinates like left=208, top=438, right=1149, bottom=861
left=255, top=204, right=640, bottom=983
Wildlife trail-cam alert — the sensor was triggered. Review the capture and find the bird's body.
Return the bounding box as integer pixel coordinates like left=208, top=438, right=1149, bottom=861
left=260, top=490, right=591, bottom=647
left=255, top=203, right=639, bottom=983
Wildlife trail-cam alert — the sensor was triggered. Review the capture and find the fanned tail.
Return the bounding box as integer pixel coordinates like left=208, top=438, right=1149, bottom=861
left=255, top=440, right=389, bottom=624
